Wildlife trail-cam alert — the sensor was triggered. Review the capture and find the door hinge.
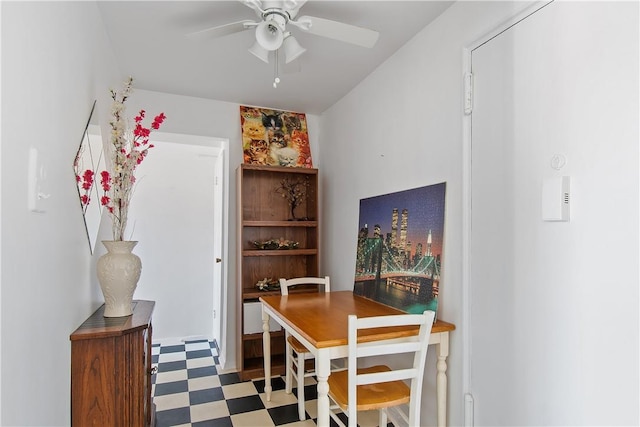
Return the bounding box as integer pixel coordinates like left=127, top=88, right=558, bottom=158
left=464, top=72, right=473, bottom=115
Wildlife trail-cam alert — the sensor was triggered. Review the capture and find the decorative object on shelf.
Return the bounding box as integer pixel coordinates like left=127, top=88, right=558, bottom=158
left=252, top=238, right=299, bottom=250
left=96, top=240, right=142, bottom=317
left=240, top=105, right=312, bottom=168
left=275, top=176, right=310, bottom=220
left=255, top=278, right=280, bottom=291
left=96, top=77, right=166, bottom=317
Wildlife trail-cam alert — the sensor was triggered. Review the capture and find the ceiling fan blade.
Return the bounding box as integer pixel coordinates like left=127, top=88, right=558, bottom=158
left=187, top=20, right=256, bottom=41
left=296, top=15, right=379, bottom=48
left=286, top=0, right=307, bottom=19
left=240, top=0, right=264, bottom=16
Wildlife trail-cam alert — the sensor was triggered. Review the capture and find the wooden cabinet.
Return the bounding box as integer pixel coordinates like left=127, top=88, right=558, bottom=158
left=237, top=164, right=319, bottom=380
left=70, top=300, right=155, bottom=426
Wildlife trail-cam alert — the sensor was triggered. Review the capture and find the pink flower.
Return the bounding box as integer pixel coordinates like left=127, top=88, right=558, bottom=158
left=76, top=169, right=96, bottom=206
left=100, top=171, right=111, bottom=191
left=134, top=110, right=146, bottom=123
left=152, top=113, right=166, bottom=129
left=133, top=123, right=150, bottom=138
left=81, top=169, right=94, bottom=190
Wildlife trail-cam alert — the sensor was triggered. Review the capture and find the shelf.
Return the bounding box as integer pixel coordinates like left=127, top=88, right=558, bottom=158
left=242, top=331, right=284, bottom=341
left=243, top=220, right=317, bottom=227
left=240, top=164, right=318, bottom=175
left=240, top=355, right=286, bottom=381
left=243, top=287, right=319, bottom=301
left=242, top=249, right=317, bottom=257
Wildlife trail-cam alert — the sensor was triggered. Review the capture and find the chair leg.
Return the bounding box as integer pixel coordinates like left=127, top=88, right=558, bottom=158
left=285, top=339, right=292, bottom=394
left=379, top=408, right=388, bottom=427
left=297, top=352, right=305, bottom=421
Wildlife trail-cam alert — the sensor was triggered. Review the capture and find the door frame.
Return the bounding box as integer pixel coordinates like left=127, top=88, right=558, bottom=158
left=214, top=139, right=230, bottom=368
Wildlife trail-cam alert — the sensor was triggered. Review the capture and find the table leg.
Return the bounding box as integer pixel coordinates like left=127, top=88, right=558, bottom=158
left=436, top=332, right=449, bottom=427
left=315, top=349, right=331, bottom=427
left=262, top=307, right=272, bottom=401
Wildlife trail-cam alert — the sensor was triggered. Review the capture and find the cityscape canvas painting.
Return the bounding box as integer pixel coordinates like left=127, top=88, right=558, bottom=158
left=240, top=105, right=312, bottom=168
left=354, top=183, right=446, bottom=318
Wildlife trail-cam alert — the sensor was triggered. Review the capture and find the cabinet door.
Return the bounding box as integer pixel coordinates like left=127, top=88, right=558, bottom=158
left=71, top=337, right=118, bottom=426
left=117, top=329, right=146, bottom=426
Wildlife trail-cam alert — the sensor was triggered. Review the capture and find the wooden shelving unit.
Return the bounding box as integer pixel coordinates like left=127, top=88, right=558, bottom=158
left=236, top=164, right=319, bottom=380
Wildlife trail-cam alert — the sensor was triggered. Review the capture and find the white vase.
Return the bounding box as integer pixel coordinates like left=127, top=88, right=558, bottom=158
left=97, top=240, right=142, bottom=317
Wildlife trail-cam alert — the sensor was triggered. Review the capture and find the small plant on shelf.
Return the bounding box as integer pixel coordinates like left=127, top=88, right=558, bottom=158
left=255, top=278, right=280, bottom=291
left=252, top=238, right=299, bottom=250
left=275, top=176, right=310, bottom=220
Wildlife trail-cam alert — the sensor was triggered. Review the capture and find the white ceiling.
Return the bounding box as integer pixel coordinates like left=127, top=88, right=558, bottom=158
left=97, top=1, right=454, bottom=114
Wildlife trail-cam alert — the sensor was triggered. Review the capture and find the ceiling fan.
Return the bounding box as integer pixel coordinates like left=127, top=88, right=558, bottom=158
left=189, top=0, right=380, bottom=67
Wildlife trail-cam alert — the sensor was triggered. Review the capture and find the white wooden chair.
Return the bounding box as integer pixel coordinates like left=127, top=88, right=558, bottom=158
left=279, top=276, right=331, bottom=421
left=327, top=310, right=435, bottom=427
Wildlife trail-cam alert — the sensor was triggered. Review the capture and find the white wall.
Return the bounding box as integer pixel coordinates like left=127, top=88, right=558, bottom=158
left=1, top=2, right=121, bottom=425
left=319, top=1, right=638, bottom=426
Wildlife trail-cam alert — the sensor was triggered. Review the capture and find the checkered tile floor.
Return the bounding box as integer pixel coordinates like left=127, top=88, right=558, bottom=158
left=151, top=339, right=386, bottom=427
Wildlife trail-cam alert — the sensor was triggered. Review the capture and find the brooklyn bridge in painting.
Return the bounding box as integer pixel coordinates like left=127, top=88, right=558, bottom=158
left=353, top=183, right=446, bottom=314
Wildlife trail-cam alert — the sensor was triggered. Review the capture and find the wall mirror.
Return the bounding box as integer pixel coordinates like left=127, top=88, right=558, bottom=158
left=73, top=100, right=105, bottom=253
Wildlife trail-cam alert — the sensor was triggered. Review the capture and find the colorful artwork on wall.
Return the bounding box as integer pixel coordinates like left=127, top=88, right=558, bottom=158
left=240, top=105, right=312, bottom=168
left=354, top=183, right=446, bottom=318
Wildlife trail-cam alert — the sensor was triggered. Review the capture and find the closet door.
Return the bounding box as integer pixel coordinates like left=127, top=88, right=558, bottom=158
left=469, top=2, right=638, bottom=425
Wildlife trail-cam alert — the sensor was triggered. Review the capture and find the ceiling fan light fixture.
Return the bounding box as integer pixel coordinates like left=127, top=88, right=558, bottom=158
left=248, top=41, right=270, bottom=63
left=283, top=34, right=306, bottom=63
left=255, top=15, right=285, bottom=51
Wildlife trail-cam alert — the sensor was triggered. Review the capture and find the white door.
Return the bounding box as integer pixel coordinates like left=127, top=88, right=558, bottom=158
left=469, top=2, right=638, bottom=425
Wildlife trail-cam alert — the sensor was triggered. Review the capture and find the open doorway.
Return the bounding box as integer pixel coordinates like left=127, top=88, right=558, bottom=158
left=130, top=132, right=229, bottom=358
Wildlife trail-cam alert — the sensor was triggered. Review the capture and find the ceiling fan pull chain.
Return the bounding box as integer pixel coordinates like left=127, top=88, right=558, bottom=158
left=273, top=49, right=281, bottom=88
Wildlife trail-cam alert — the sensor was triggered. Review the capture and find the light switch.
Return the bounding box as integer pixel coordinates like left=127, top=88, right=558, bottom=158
left=542, top=176, right=570, bottom=222
left=27, top=147, right=50, bottom=213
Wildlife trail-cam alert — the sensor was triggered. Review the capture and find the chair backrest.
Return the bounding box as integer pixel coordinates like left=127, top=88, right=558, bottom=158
left=279, top=276, right=330, bottom=295
left=347, top=310, right=435, bottom=426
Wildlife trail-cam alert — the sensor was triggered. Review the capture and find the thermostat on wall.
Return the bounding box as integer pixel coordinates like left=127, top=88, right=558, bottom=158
left=542, top=176, right=570, bottom=222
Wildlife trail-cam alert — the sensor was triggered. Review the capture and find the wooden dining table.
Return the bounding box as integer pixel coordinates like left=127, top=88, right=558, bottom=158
left=260, top=290, right=455, bottom=427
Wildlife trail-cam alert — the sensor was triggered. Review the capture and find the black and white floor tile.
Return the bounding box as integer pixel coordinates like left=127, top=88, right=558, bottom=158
left=151, top=339, right=384, bottom=427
